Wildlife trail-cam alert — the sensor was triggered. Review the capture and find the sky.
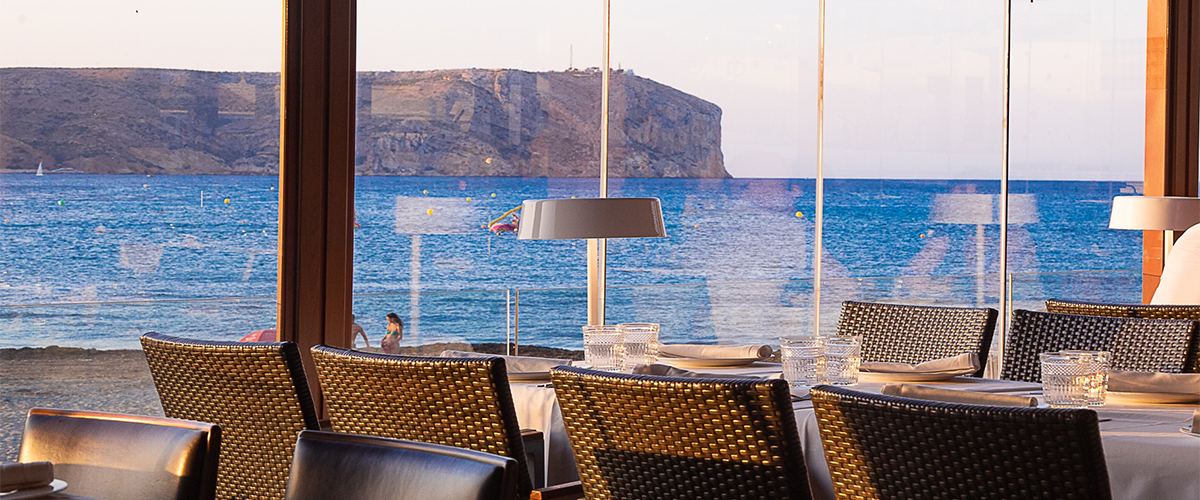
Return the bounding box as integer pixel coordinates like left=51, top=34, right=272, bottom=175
left=0, top=0, right=1150, bottom=180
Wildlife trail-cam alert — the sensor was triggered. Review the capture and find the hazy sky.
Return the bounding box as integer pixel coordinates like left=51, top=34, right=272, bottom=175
left=0, top=0, right=1149, bottom=180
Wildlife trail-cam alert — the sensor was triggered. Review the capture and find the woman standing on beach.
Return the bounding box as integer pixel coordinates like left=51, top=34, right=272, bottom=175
left=381, top=313, right=403, bottom=354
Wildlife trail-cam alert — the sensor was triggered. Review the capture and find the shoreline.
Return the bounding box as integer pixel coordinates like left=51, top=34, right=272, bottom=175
left=0, top=344, right=581, bottom=461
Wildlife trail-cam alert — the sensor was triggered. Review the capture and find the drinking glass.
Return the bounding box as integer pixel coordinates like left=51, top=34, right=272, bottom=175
left=583, top=325, right=624, bottom=371
left=1062, top=350, right=1110, bottom=406
left=823, top=335, right=861, bottom=386
left=1040, top=352, right=1091, bottom=408
left=618, top=323, right=660, bottom=369
left=780, top=336, right=824, bottom=389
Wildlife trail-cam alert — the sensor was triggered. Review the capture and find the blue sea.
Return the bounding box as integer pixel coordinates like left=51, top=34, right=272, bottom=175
left=0, top=175, right=1143, bottom=349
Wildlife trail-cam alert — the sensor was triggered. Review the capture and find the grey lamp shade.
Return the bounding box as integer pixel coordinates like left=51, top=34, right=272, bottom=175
left=516, top=197, right=666, bottom=240
left=1110, top=196, right=1200, bottom=231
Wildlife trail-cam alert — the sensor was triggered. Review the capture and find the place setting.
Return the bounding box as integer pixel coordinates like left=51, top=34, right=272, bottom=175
left=0, top=462, right=68, bottom=500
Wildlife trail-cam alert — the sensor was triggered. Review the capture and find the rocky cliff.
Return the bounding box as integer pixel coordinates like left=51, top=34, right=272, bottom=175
left=0, top=68, right=727, bottom=178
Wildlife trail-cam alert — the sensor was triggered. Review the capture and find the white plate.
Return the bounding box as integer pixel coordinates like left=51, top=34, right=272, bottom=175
left=508, top=371, right=552, bottom=383
left=660, top=356, right=767, bottom=368
left=1106, top=391, right=1200, bottom=405
left=1182, top=426, right=1199, bottom=438
left=0, top=480, right=67, bottom=500
left=858, top=369, right=976, bottom=382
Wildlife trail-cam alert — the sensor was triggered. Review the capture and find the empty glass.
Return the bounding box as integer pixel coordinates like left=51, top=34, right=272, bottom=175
left=583, top=325, right=624, bottom=371
left=618, top=323, right=660, bottom=369
left=824, top=335, right=862, bottom=386
left=1040, top=352, right=1091, bottom=408
left=780, top=336, right=824, bottom=389
left=1062, top=350, right=1111, bottom=406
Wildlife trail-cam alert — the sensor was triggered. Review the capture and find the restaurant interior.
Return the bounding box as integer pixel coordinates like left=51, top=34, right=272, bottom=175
left=1, top=0, right=1199, bottom=499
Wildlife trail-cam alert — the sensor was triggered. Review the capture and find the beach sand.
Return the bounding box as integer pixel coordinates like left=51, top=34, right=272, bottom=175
left=1, top=343, right=581, bottom=462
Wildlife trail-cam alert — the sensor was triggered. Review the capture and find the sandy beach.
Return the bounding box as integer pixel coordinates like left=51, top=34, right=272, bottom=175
left=1, top=343, right=581, bottom=461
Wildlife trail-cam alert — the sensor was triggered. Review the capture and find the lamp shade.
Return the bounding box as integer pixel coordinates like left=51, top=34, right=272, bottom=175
left=1109, top=196, right=1200, bottom=231
left=516, top=197, right=666, bottom=240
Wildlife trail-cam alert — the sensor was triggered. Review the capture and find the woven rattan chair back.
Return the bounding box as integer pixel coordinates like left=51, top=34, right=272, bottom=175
left=1045, top=299, right=1200, bottom=372
left=837, top=301, right=997, bottom=376
left=309, top=345, right=532, bottom=498
left=549, top=366, right=811, bottom=500
left=810, top=385, right=1111, bottom=500
left=1002, top=309, right=1198, bottom=382
left=141, top=332, right=320, bottom=500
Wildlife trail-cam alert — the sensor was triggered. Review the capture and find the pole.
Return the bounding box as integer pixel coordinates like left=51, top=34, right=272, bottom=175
left=996, top=0, right=1013, bottom=377
left=588, top=0, right=612, bottom=326
left=814, top=0, right=826, bottom=336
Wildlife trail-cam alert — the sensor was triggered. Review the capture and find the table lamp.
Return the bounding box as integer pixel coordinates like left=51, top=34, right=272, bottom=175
left=1109, top=196, right=1200, bottom=257
left=517, top=197, right=666, bottom=325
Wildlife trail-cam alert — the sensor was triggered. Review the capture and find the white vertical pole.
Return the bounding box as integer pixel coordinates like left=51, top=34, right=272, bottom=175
left=588, top=0, right=612, bottom=326
left=815, top=0, right=826, bottom=337
left=997, top=0, right=1013, bottom=377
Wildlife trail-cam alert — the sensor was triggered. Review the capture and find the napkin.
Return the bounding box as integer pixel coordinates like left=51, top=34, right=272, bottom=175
left=1107, top=371, right=1200, bottom=395
left=0, top=461, right=54, bottom=491
left=658, top=344, right=773, bottom=359
left=860, top=353, right=980, bottom=374
left=881, top=383, right=1038, bottom=407
left=632, top=363, right=765, bottom=380
left=1192, top=410, right=1199, bottom=435
left=439, top=350, right=570, bottom=373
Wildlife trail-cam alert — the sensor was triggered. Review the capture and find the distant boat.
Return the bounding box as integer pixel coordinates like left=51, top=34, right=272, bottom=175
left=35, top=162, right=43, bottom=176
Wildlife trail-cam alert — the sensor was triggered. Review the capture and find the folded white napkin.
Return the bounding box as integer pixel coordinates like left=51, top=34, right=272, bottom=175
left=631, top=363, right=764, bottom=380
left=1107, top=371, right=1200, bottom=395
left=658, top=344, right=773, bottom=359
left=860, top=353, right=980, bottom=374
left=439, top=350, right=569, bottom=374
left=881, top=383, right=1038, bottom=407
left=0, top=461, right=54, bottom=491
left=1192, top=410, right=1199, bottom=434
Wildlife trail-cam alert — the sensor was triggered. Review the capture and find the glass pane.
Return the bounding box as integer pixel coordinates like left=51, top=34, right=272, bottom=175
left=601, top=0, right=820, bottom=347
left=354, top=1, right=601, bottom=354
left=0, top=1, right=281, bottom=460
left=1007, top=0, right=1146, bottom=307
left=822, top=0, right=1003, bottom=332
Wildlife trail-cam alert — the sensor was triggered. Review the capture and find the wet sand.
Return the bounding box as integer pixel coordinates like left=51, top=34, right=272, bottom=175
left=0, top=343, right=580, bottom=461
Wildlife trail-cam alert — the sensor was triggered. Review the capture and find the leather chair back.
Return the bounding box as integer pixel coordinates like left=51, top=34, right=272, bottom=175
left=285, top=430, right=517, bottom=500
left=19, top=408, right=220, bottom=500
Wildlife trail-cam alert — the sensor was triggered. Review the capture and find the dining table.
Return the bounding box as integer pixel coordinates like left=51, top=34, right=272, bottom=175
left=509, top=361, right=1200, bottom=500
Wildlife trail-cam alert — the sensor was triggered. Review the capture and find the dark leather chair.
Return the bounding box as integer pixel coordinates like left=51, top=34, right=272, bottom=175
left=837, top=300, right=997, bottom=377
left=285, top=430, right=518, bottom=500
left=1003, top=309, right=1198, bottom=382
left=19, top=408, right=220, bottom=500
left=141, top=332, right=321, bottom=500
left=550, top=366, right=811, bottom=500
left=1045, top=299, right=1200, bottom=372
left=811, top=385, right=1111, bottom=500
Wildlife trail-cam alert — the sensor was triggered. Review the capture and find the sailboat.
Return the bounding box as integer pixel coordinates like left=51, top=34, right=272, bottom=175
left=35, top=162, right=43, bottom=176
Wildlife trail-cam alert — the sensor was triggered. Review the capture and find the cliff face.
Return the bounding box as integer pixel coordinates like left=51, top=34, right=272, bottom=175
left=0, top=68, right=727, bottom=178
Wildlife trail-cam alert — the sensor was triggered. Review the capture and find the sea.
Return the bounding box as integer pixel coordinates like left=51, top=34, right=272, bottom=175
left=0, top=175, right=1143, bottom=350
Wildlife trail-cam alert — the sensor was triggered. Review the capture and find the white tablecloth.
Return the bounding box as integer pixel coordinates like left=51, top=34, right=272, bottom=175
left=510, top=363, right=1200, bottom=500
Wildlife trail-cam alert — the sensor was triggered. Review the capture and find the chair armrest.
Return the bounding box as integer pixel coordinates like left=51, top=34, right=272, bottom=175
left=531, top=481, right=584, bottom=500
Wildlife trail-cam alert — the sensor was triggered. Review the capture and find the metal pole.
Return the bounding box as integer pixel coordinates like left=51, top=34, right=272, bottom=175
left=815, top=0, right=825, bottom=337
left=997, top=0, right=1013, bottom=377
left=588, top=0, right=612, bottom=326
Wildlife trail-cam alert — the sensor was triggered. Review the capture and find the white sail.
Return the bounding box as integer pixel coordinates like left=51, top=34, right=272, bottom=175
left=36, top=162, right=44, bottom=176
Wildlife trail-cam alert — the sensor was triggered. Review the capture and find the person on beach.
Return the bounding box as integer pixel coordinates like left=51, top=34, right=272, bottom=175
left=381, top=313, right=403, bottom=353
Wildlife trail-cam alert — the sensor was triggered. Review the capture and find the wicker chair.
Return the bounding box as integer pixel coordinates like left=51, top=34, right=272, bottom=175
left=1002, top=309, right=1199, bottom=382
left=1045, top=299, right=1200, bottom=372
left=141, top=333, right=321, bottom=500
left=549, top=366, right=811, bottom=500
left=310, top=345, right=576, bottom=500
left=810, top=385, right=1111, bottom=500
left=836, top=301, right=998, bottom=376
left=20, top=408, right=221, bottom=500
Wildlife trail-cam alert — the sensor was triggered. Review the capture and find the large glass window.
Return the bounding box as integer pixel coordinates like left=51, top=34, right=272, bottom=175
left=0, top=1, right=281, bottom=460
